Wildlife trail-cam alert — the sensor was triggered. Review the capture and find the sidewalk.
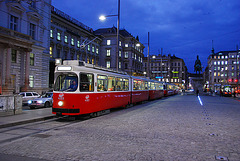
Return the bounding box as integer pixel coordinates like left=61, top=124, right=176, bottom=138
left=0, top=108, right=55, bottom=129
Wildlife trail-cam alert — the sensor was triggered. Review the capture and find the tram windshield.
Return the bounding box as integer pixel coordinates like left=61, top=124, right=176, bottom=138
left=54, top=73, right=78, bottom=92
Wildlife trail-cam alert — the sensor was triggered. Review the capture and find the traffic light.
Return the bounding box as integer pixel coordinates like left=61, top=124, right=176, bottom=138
left=234, top=79, right=238, bottom=83
left=228, top=79, right=232, bottom=82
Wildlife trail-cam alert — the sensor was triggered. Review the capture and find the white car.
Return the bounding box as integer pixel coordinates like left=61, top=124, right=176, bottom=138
left=19, top=92, right=40, bottom=105
left=28, top=92, right=53, bottom=109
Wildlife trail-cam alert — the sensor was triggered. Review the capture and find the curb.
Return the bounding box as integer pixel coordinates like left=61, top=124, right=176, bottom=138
left=0, top=115, right=55, bottom=129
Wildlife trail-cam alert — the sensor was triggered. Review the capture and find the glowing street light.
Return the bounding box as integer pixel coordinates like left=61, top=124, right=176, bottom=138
left=99, top=0, right=120, bottom=71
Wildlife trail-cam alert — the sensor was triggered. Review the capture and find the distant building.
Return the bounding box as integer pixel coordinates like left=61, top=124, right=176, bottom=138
left=207, top=50, right=240, bottom=92
left=94, top=27, right=145, bottom=76
left=143, top=54, right=188, bottom=89
left=49, top=6, right=101, bottom=87
left=0, top=0, right=52, bottom=95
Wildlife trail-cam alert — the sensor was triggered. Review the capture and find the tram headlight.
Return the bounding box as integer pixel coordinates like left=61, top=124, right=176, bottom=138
left=58, top=101, right=64, bottom=106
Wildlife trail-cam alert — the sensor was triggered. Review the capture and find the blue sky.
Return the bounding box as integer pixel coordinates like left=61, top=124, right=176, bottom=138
left=52, top=0, right=240, bottom=73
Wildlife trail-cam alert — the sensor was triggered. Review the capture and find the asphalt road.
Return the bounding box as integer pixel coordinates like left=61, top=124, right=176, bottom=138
left=0, top=94, right=239, bottom=161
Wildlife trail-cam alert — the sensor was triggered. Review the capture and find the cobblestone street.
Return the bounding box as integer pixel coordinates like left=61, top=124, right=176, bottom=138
left=0, top=95, right=240, bottom=161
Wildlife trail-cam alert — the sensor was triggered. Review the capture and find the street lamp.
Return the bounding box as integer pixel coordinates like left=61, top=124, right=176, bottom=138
left=99, top=0, right=120, bottom=71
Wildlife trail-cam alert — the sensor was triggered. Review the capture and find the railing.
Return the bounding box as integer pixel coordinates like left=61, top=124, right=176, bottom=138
left=0, top=26, right=32, bottom=41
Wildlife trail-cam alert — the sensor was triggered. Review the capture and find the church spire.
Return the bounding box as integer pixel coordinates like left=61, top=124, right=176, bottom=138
left=211, top=40, right=214, bottom=54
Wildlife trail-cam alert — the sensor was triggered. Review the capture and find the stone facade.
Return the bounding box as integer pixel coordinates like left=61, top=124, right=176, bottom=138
left=49, top=6, right=102, bottom=87
left=0, top=0, right=52, bottom=95
left=206, top=50, right=240, bottom=92
left=94, top=27, right=145, bottom=76
left=143, top=54, right=188, bottom=89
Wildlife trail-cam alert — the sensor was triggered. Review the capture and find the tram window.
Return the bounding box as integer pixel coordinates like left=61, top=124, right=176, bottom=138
left=151, top=82, right=155, bottom=90
left=159, top=83, right=164, bottom=90
left=133, top=79, right=143, bottom=90
left=80, top=73, right=94, bottom=92
left=54, top=73, right=78, bottom=92
left=108, top=76, right=116, bottom=91
left=123, top=78, right=129, bottom=91
left=97, top=75, right=107, bottom=92
left=144, top=81, right=148, bottom=90
left=116, top=78, right=123, bottom=91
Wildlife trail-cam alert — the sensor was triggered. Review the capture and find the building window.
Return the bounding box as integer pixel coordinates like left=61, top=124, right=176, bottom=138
left=107, top=49, right=111, bottom=56
left=88, top=45, right=90, bottom=51
left=29, top=75, right=34, bottom=87
left=57, top=33, right=61, bottom=41
left=92, top=46, right=95, bottom=53
left=11, top=49, right=17, bottom=63
left=125, top=44, right=128, bottom=47
left=64, top=35, right=68, bottom=43
left=29, top=23, right=36, bottom=39
left=49, top=47, right=53, bottom=58
left=30, top=0, right=36, bottom=8
left=30, top=53, right=34, bottom=66
left=77, top=41, right=80, bottom=48
left=10, top=15, right=18, bottom=31
left=124, top=52, right=128, bottom=58
left=50, top=30, right=53, bottom=38
left=71, top=38, right=74, bottom=46
left=107, top=40, right=111, bottom=45
left=119, top=41, right=121, bottom=46
left=96, top=48, right=99, bottom=54
left=119, top=50, right=121, bottom=57
left=106, top=61, right=110, bottom=68
left=119, top=62, right=121, bottom=69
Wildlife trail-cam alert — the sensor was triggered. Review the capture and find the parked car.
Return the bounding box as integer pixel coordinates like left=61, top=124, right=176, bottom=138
left=19, top=92, right=40, bottom=105
left=28, top=92, right=53, bottom=109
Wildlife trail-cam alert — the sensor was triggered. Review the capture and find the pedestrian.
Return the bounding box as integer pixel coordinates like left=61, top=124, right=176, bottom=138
left=196, top=89, right=199, bottom=96
left=220, top=89, right=223, bottom=97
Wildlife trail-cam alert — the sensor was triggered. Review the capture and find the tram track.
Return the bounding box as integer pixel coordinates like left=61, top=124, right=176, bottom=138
left=0, top=115, right=91, bottom=145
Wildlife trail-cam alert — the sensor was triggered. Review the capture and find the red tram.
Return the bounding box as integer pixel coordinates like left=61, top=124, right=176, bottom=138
left=52, top=60, right=178, bottom=116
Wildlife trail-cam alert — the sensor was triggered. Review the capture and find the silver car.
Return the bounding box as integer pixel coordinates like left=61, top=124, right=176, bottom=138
left=28, top=92, right=53, bottom=109
left=19, top=92, right=41, bottom=105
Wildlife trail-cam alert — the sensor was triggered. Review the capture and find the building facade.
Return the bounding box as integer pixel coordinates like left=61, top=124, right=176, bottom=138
left=0, top=0, right=51, bottom=95
left=207, top=50, right=240, bottom=92
left=94, top=27, right=145, bottom=76
left=143, top=54, right=187, bottom=89
left=49, top=6, right=102, bottom=87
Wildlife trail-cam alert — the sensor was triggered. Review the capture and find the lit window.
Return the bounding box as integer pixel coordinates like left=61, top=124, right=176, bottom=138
left=96, top=48, right=99, bottom=54
left=225, top=67, right=228, bottom=70
left=135, top=54, right=136, bottom=60
left=88, top=45, right=90, bottom=51
left=49, top=47, right=53, bottom=58
left=107, top=40, right=111, bottom=45
left=57, top=33, right=61, bottom=40
left=218, top=61, right=220, bottom=65
left=92, top=46, right=95, bottom=53
left=225, top=56, right=228, bottom=59
left=71, top=38, right=74, bottom=46
left=125, top=44, right=128, bottom=47
left=124, top=52, right=128, bottom=58
left=214, top=72, right=216, bottom=76
left=30, top=53, right=34, bottom=66
left=214, top=61, right=216, bottom=65
left=119, top=50, right=121, bottom=57
left=107, top=49, right=110, bottom=56
left=221, top=61, right=224, bottom=65
left=232, top=73, right=234, bottom=76
left=119, top=41, right=121, bottom=46
left=50, top=30, right=53, bottom=38
left=77, top=41, right=80, bottom=48
left=106, top=61, right=110, bottom=68
left=64, top=35, right=68, bottom=43
left=221, top=56, right=224, bottom=59
left=29, top=75, right=34, bottom=87
left=119, top=62, right=121, bottom=69
left=225, top=61, right=228, bottom=65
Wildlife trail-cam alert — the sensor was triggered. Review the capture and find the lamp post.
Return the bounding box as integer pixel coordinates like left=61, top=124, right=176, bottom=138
left=99, top=0, right=120, bottom=71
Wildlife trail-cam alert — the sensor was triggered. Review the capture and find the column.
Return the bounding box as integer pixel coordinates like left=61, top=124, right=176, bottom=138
left=22, top=51, right=30, bottom=91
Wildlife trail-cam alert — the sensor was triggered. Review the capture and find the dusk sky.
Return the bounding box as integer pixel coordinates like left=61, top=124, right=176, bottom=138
left=52, top=0, right=240, bottom=72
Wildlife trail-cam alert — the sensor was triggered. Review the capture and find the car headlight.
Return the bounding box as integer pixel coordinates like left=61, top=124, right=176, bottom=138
left=28, top=100, right=32, bottom=104
left=58, top=101, right=63, bottom=106
left=37, top=100, right=43, bottom=104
